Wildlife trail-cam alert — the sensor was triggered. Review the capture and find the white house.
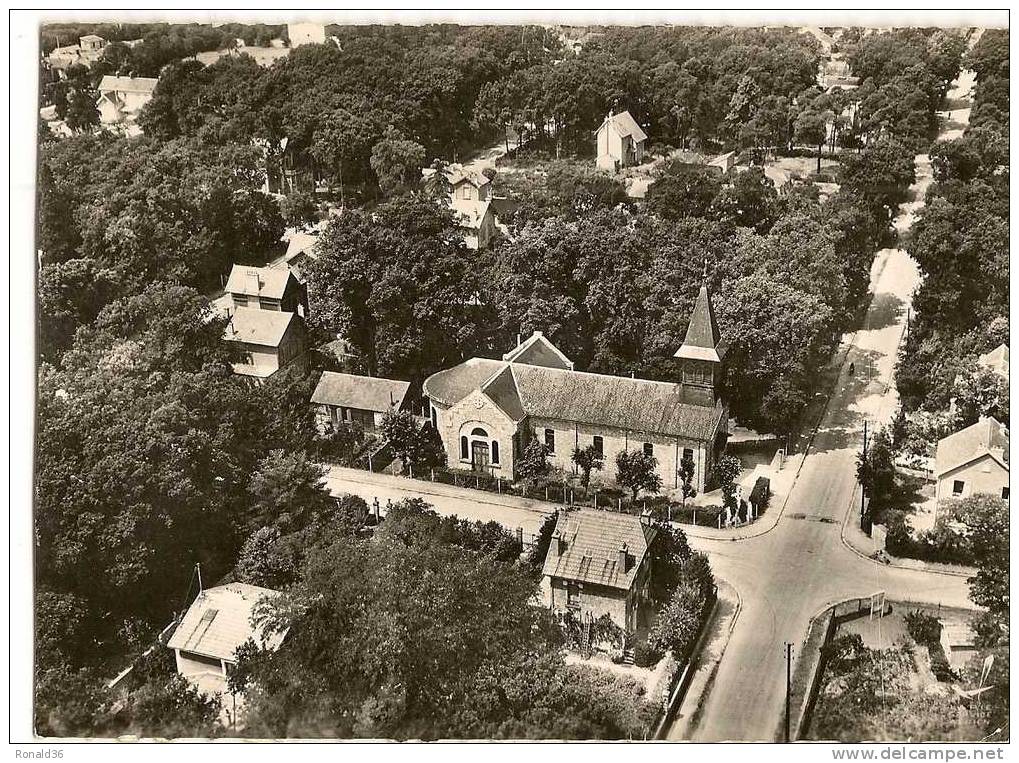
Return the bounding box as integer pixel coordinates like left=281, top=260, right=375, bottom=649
left=97, top=76, right=158, bottom=124
left=595, top=110, right=647, bottom=172
left=224, top=307, right=307, bottom=381
left=166, top=583, right=286, bottom=724
left=934, top=417, right=1009, bottom=503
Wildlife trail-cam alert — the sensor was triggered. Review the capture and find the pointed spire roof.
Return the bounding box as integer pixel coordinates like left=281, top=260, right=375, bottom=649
left=674, top=284, right=725, bottom=362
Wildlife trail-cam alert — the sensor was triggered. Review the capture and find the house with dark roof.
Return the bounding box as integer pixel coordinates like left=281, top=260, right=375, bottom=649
left=224, top=307, right=307, bottom=380
left=311, top=371, right=410, bottom=433
left=595, top=110, right=648, bottom=172
left=167, top=583, right=285, bottom=701
left=422, top=285, right=728, bottom=491
left=934, top=417, right=1009, bottom=503
left=541, top=510, right=657, bottom=631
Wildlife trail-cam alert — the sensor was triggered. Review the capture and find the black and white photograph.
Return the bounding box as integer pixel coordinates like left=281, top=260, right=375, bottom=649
left=9, top=8, right=1011, bottom=751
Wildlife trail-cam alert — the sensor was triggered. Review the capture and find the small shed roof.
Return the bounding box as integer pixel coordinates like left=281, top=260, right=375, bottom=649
left=166, top=583, right=285, bottom=662
left=311, top=371, right=410, bottom=413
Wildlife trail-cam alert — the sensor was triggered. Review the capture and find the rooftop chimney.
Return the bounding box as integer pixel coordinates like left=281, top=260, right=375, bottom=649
left=550, top=531, right=562, bottom=558
left=617, top=542, right=628, bottom=572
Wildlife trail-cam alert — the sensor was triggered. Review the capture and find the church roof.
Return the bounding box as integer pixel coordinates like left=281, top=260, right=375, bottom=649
left=502, top=331, right=574, bottom=370
left=674, top=284, right=725, bottom=362
left=425, top=353, right=724, bottom=442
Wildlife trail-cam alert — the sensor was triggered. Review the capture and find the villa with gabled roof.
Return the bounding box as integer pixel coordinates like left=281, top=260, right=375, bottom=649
left=422, top=285, right=728, bottom=491
left=541, top=509, right=658, bottom=631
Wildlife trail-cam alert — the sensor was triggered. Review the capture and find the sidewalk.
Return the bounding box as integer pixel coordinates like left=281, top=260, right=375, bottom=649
left=840, top=482, right=975, bottom=579
left=664, top=579, right=741, bottom=740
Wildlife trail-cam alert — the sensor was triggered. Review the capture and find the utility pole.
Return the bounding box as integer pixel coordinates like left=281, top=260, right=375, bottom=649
left=785, top=642, right=793, bottom=743
left=196, top=562, right=203, bottom=594
left=861, top=419, right=868, bottom=518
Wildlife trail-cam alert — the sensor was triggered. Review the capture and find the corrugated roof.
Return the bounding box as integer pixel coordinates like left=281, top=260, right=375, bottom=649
left=542, top=510, right=656, bottom=590
left=311, top=371, right=410, bottom=412
left=166, top=583, right=285, bottom=662
left=223, top=307, right=295, bottom=348
left=598, top=110, right=648, bottom=143
left=935, top=417, right=1009, bottom=477
left=98, top=75, right=158, bottom=94
left=225, top=264, right=294, bottom=300
left=502, top=331, right=574, bottom=370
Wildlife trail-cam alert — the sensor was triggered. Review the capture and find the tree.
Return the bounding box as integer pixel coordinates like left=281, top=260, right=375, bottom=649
left=794, top=108, right=827, bottom=173
left=952, top=495, right=1009, bottom=645
left=64, top=79, right=100, bottom=133
left=571, top=444, right=604, bottom=488
left=370, top=127, right=427, bottom=196
left=647, top=583, right=706, bottom=661
left=614, top=450, right=661, bottom=501
left=248, top=450, right=334, bottom=532
left=855, top=427, right=896, bottom=513
left=517, top=440, right=552, bottom=480
left=280, top=191, right=319, bottom=230
left=645, top=167, right=721, bottom=221
left=714, top=454, right=741, bottom=515
left=304, top=197, right=482, bottom=383
left=379, top=409, right=421, bottom=473
left=709, top=166, right=779, bottom=233
left=679, top=454, right=697, bottom=507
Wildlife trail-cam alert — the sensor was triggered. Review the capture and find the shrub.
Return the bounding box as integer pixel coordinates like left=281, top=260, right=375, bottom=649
left=647, top=583, right=706, bottom=661
left=633, top=640, right=662, bottom=668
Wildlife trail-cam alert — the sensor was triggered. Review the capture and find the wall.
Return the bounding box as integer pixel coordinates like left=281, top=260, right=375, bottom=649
left=436, top=389, right=518, bottom=478
left=936, top=455, right=1009, bottom=503
left=546, top=576, right=629, bottom=630
left=528, top=417, right=710, bottom=492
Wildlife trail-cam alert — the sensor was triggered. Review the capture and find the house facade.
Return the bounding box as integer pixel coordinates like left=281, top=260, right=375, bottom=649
left=422, top=285, right=728, bottom=492
left=97, top=76, right=158, bottom=124
left=311, top=371, right=410, bottom=433
left=934, top=417, right=1009, bottom=503
left=224, top=307, right=307, bottom=380
left=595, top=110, right=648, bottom=171
left=166, top=583, right=285, bottom=724
left=540, top=510, right=657, bottom=632
left=225, top=264, right=308, bottom=316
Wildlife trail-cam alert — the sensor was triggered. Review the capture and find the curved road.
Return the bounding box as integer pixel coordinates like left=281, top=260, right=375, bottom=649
left=670, top=54, right=982, bottom=741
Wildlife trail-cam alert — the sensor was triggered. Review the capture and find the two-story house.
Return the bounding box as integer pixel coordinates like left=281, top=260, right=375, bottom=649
left=595, top=110, right=647, bottom=172
left=934, top=417, right=1009, bottom=504
left=97, top=76, right=159, bottom=125
left=541, top=509, right=657, bottom=632
left=225, top=264, right=308, bottom=316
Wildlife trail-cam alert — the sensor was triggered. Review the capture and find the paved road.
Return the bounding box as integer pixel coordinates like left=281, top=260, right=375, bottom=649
left=673, top=57, right=981, bottom=741
left=323, top=52, right=981, bottom=743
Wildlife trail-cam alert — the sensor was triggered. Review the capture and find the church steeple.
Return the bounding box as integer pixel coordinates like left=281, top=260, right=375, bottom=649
left=674, top=281, right=725, bottom=406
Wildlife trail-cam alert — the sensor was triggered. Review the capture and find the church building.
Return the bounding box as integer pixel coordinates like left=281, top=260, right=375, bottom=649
left=422, top=285, right=729, bottom=492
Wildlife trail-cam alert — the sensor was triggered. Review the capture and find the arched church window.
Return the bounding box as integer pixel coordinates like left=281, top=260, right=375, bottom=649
left=471, top=427, right=489, bottom=437
left=491, top=440, right=500, bottom=464
left=460, top=436, right=468, bottom=460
